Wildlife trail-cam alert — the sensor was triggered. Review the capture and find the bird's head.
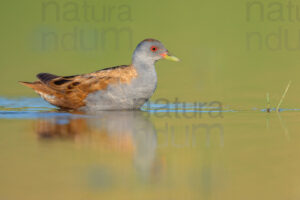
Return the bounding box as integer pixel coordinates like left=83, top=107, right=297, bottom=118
left=132, top=39, right=180, bottom=65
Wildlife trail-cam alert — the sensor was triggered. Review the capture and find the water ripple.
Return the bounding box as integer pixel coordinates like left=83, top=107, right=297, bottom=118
left=0, top=97, right=230, bottom=119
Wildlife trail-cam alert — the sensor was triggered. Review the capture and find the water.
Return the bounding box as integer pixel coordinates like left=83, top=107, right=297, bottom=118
left=1, top=97, right=300, bottom=200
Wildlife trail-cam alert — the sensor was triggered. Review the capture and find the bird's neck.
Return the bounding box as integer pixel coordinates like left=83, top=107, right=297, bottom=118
left=131, top=52, right=158, bottom=99
left=132, top=49, right=156, bottom=65
left=132, top=53, right=156, bottom=74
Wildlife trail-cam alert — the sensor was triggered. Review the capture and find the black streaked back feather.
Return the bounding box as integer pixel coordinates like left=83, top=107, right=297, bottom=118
left=37, top=73, right=59, bottom=84
left=96, top=65, right=128, bottom=72
left=53, top=79, right=72, bottom=85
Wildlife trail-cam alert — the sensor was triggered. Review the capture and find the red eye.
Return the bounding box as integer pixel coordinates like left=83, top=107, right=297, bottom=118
left=151, top=46, right=158, bottom=52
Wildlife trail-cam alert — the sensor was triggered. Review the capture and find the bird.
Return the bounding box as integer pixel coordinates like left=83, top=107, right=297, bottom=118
left=19, top=39, right=180, bottom=111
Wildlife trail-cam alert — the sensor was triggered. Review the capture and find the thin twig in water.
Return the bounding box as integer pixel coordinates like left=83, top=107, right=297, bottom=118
left=276, top=81, right=292, bottom=112
left=266, top=92, right=270, bottom=112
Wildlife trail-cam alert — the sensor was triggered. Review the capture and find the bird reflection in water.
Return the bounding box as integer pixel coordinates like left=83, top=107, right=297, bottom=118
left=34, top=111, right=162, bottom=181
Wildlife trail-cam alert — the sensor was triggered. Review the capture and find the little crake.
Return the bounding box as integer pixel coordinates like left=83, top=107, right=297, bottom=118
left=20, top=39, right=180, bottom=111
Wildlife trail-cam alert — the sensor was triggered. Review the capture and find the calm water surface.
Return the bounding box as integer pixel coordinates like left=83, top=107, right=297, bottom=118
left=1, top=97, right=300, bottom=200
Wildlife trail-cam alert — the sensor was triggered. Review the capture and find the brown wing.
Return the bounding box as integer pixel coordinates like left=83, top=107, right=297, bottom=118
left=20, top=65, right=138, bottom=109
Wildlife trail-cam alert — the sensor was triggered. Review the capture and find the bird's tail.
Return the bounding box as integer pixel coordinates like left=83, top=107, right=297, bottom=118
left=18, top=81, right=37, bottom=89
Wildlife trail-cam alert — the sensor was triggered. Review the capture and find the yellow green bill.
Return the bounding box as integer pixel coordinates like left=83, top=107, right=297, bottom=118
left=164, top=54, right=180, bottom=62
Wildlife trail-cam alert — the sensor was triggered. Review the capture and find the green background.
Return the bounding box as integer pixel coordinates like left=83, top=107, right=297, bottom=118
left=1, top=0, right=299, bottom=109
